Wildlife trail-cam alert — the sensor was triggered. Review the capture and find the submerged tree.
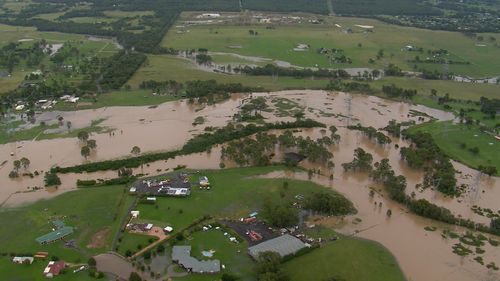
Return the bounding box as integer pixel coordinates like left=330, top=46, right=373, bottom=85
left=342, top=148, right=373, bottom=172
left=77, top=130, right=89, bottom=142
left=81, top=146, right=91, bottom=159
left=87, top=139, right=97, bottom=150
left=131, top=146, right=141, bottom=155
left=20, top=157, right=30, bottom=170
left=13, top=160, right=21, bottom=172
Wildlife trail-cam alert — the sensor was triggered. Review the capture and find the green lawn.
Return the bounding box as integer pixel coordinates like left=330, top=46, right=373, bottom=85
left=370, top=77, right=500, bottom=101
left=163, top=15, right=500, bottom=77
left=174, top=229, right=255, bottom=281
left=116, top=233, right=158, bottom=257
left=54, top=89, right=179, bottom=111
left=0, top=24, right=83, bottom=45
left=137, top=167, right=352, bottom=232
left=0, top=69, right=30, bottom=93
left=0, top=257, right=95, bottom=281
left=103, top=10, right=155, bottom=18
left=0, top=185, right=130, bottom=264
left=407, top=121, right=500, bottom=173
left=282, top=237, right=406, bottom=281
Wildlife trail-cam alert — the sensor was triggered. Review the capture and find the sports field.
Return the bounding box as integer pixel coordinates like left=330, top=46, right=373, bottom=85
left=163, top=15, right=500, bottom=77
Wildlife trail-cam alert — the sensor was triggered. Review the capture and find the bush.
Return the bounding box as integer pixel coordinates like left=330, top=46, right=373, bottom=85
left=44, top=172, right=61, bottom=186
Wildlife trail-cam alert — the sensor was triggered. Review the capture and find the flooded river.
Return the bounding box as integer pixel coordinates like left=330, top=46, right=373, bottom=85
left=0, top=90, right=498, bottom=281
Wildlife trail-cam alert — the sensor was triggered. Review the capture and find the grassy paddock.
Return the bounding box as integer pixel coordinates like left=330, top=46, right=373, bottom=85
left=282, top=236, right=406, bottom=281
left=163, top=15, right=500, bottom=77
left=137, top=167, right=349, bottom=231
left=0, top=185, right=130, bottom=263
left=175, top=229, right=255, bottom=281
left=370, top=77, right=500, bottom=101
left=407, top=122, right=499, bottom=173
left=128, top=54, right=329, bottom=91
left=0, top=257, right=95, bottom=281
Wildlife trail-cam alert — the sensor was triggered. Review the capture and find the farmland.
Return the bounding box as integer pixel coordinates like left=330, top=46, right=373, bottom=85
left=282, top=237, right=406, bottom=281
left=127, top=54, right=329, bottom=91
left=163, top=14, right=500, bottom=77
left=0, top=166, right=407, bottom=281
left=407, top=121, right=499, bottom=173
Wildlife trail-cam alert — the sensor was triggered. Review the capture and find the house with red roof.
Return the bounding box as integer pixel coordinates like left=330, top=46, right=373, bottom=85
left=43, top=261, right=66, bottom=278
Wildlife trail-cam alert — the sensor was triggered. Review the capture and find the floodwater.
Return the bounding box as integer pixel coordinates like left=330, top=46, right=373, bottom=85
left=0, top=90, right=498, bottom=281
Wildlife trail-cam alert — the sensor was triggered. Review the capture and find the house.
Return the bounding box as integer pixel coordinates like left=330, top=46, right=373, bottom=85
left=43, top=261, right=66, bottom=278
left=248, top=234, right=307, bottom=259
left=133, top=173, right=192, bottom=197
left=35, top=252, right=49, bottom=259
left=163, top=226, right=173, bottom=233
left=130, top=210, right=140, bottom=219
left=172, top=246, right=220, bottom=274
left=12, top=256, right=34, bottom=264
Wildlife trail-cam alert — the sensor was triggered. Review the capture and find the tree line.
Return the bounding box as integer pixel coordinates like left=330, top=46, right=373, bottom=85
left=52, top=119, right=325, bottom=174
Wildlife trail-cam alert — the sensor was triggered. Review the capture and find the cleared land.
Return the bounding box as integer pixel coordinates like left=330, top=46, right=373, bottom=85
left=163, top=15, right=500, bottom=77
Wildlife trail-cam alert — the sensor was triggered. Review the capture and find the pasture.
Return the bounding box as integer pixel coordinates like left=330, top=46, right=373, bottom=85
left=407, top=121, right=499, bottom=173
left=163, top=15, right=500, bottom=77
left=0, top=185, right=131, bottom=263
left=282, top=237, right=406, bottom=281
left=127, top=54, right=330, bottom=91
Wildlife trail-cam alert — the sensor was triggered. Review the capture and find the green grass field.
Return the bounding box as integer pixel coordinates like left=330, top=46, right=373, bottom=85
left=136, top=167, right=352, bottom=232
left=407, top=121, right=500, bottom=173
left=0, top=185, right=130, bottom=264
left=54, top=89, right=179, bottom=111
left=0, top=257, right=95, bottom=281
left=128, top=54, right=330, bottom=91
left=163, top=15, right=500, bottom=77
left=0, top=24, right=83, bottom=45
left=116, top=233, right=157, bottom=257
left=282, top=237, right=406, bottom=281
left=102, top=10, right=155, bottom=18
left=369, top=77, right=500, bottom=101
left=175, top=229, right=255, bottom=281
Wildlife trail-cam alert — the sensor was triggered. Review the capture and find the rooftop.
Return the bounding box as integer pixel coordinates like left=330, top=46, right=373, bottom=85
left=248, top=234, right=307, bottom=259
left=36, top=220, right=74, bottom=244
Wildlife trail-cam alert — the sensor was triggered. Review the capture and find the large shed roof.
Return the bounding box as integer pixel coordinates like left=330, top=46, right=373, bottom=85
left=35, top=226, right=74, bottom=244
left=248, top=234, right=307, bottom=259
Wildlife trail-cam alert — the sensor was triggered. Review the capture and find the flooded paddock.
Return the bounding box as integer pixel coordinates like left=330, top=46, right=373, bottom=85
left=0, top=90, right=498, bottom=281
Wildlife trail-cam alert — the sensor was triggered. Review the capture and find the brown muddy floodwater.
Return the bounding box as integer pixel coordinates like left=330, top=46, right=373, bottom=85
left=0, top=90, right=498, bottom=281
